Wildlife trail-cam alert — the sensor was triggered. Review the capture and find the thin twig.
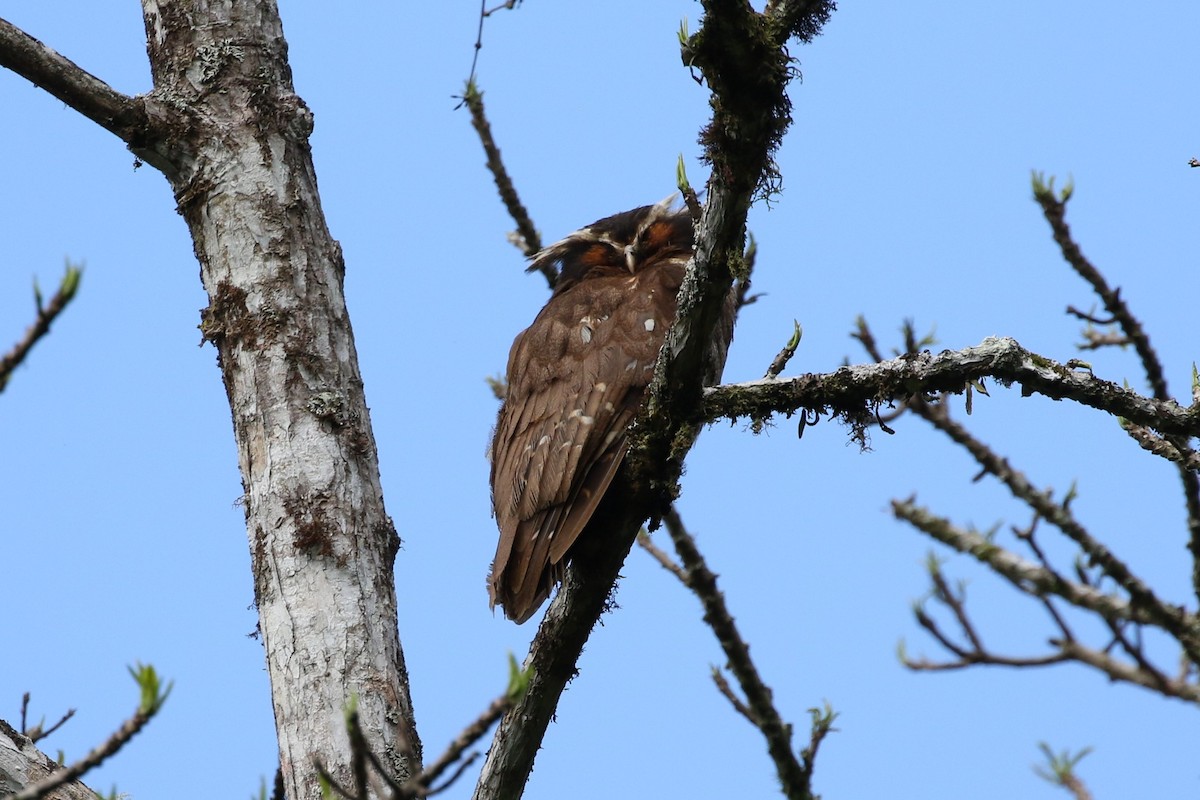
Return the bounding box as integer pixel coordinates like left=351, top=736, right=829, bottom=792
left=1, top=266, right=81, bottom=393
left=6, top=708, right=154, bottom=800
left=461, top=81, right=546, bottom=278
left=895, top=500, right=1200, bottom=702
left=660, top=506, right=813, bottom=800
left=893, top=500, right=1187, bottom=635
left=904, top=398, right=1200, bottom=663
left=709, top=667, right=757, bottom=725
left=1034, top=180, right=1200, bottom=603
left=636, top=529, right=687, bottom=582
left=1120, top=420, right=1200, bottom=471
left=763, top=321, right=801, bottom=380
left=411, top=695, right=509, bottom=795
left=426, top=752, right=481, bottom=796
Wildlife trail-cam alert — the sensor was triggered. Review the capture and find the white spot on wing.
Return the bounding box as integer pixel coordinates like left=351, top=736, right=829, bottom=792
left=580, top=324, right=593, bottom=344
left=594, top=382, right=607, bottom=392
left=644, top=318, right=656, bottom=332
left=568, top=410, right=596, bottom=424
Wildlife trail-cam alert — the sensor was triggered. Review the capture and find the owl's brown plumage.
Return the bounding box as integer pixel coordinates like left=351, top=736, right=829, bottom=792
left=489, top=200, right=696, bottom=623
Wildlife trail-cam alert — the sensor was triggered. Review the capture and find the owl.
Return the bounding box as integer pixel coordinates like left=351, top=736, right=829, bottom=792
left=489, top=199, right=707, bottom=623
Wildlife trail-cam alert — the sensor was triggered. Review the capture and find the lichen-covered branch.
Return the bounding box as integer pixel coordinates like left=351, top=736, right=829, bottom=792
left=895, top=500, right=1200, bottom=703
left=703, top=336, right=1200, bottom=439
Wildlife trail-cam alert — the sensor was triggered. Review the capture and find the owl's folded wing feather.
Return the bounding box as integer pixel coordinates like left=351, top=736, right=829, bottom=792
left=488, top=272, right=672, bottom=622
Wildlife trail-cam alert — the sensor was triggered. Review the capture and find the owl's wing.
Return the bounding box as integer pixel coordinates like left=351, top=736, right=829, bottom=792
left=489, top=274, right=671, bottom=622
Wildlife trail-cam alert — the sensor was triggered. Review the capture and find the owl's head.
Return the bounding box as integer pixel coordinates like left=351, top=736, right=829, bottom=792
left=528, top=198, right=694, bottom=296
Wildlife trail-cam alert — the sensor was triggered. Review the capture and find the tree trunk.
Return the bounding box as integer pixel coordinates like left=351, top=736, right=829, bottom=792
left=140, top=2, right=421, bottom=797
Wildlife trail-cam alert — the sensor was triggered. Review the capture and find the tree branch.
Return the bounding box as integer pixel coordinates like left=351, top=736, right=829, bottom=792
left=473, top=3, right=835, bottom=797
left=703, top=336, right=1200, bottom=439
left=407, top=694, right=509, bottom=797
left=1034, top=175, right=1200, bottom=604
left=893, top=500, right=1194, bottom=639
left=894, top=499, right=1200, bottom=703
left=658, top=506, right=816, bottom=800
left=461, top=81, right=545, bottom=272
left=0, top=17, right=148, bottom=145
left=905, top=394, right=1200, bottom=661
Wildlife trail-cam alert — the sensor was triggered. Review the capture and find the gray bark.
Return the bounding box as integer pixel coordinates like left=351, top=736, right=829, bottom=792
left=0, top=4, right=421, bottom=798
left=140, top=2, right=422, bottom=796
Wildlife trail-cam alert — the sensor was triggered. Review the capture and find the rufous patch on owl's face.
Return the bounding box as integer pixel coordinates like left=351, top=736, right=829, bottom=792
left=641, top=220, right=679, bottom=253
left=579, top=243, right=618, bottom=269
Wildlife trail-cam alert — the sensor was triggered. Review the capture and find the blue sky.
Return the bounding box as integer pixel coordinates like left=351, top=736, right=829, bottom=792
left=2, top=2, right=1197, bottom=798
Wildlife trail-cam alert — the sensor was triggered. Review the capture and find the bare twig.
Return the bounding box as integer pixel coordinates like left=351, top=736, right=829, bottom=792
left=636, top=529, right=687, bottom=582
left=1034, top=174, right=1200, bottom=602
left=461, top=81, right=546, bottom=278
left=462, top=0, right=523, bottom=95
left=659, top=506, right=816, bottom=800
left=1033, top=177, right=1166, bottom=398
left=893, top=501, right=1191, bottom=638
left=1, top=265, right=82, bottom=393
left=317, top=690, right=511, bottom=800
left=18, top=692, right=75, bottom=744
left=6, top=664, right=168, bottom=800
left=1120, top=420, right=1200, bottom=471
left=903, top=392, right=1200, bottom=663
left=710, top=667, right=757, bottom=725
left=408, top=694, right=509, bottom=796
left=425, top=753, right=481, bottom=797
left=895, top=500, right=1200, bottom=702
